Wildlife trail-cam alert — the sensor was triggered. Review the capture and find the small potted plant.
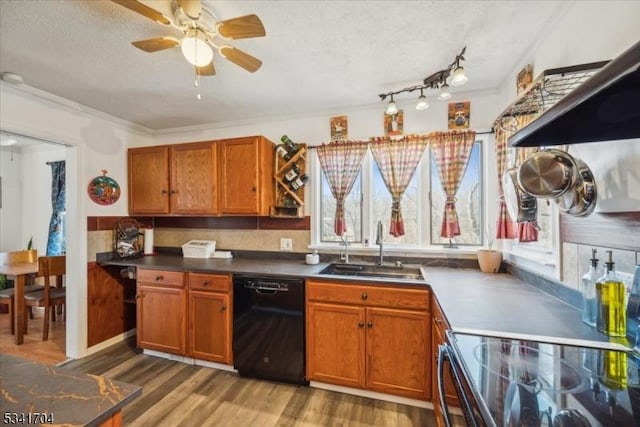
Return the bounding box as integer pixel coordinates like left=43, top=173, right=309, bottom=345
left=477, top=228, right=502, bottom=273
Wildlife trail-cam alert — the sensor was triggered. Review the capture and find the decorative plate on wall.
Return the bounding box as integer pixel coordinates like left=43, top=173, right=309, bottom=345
left=88, top=169, right=120, bottom=205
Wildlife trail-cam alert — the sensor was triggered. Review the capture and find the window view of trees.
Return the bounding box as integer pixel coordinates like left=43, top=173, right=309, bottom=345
left=318, top=140, right=484, bottom=248
left=320, top=173, right=362, bottom=243
left=430, top=142, right=482, bottom=246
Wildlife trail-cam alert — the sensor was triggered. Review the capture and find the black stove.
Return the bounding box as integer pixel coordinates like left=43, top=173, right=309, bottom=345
left=443, top=332, right=640, bottom=427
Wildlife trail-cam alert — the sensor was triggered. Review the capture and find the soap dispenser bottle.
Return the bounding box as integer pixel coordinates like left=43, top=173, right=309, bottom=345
left=596, top=251, right=627, bottom=337
left=581, top=249, right=599, bottom=327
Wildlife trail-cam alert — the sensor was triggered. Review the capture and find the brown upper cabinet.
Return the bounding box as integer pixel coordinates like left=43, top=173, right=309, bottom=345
left=218, top=136, right=275, bottom=215
left=128, top=141, right=218, bottom=215
left=128, top=136, right=274, bottom=216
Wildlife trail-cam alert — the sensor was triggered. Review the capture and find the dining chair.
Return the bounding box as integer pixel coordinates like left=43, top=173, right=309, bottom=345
left=0, top=250, right=42, bottom=335
left=23, top=255, right=66, bottom=341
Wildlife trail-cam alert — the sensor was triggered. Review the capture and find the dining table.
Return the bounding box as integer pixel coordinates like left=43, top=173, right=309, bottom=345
left=0, top=261, right=38, bottom=345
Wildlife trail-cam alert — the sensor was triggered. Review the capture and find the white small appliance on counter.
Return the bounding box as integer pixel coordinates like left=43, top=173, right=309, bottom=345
left=181, top=240, right=216, bottom=258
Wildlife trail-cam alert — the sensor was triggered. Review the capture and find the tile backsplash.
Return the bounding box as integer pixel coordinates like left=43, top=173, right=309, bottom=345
left=561, top=242, right=638, bottom=291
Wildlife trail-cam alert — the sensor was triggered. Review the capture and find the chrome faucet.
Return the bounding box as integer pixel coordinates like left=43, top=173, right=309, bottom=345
left=376, top=221, right=384, bottom=266
left=340, top=233, right=350, bottom=264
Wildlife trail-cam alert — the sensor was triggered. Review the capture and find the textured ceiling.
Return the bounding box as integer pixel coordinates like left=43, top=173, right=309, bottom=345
left=0, top=0, right=567, bottom=131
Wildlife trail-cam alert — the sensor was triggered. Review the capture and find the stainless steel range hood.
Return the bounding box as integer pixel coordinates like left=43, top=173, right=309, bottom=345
left=509, top=41, right=640, bottom=147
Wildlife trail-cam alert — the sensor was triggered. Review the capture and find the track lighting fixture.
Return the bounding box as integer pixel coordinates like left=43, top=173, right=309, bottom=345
left=378, top=46, right=467, bottom=111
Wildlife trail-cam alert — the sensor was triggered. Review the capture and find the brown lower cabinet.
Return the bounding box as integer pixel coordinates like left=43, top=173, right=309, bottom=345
left=136, top=269, right=232, bottom=364
left=432, top=296, right=459, bottom=427
left=306, top=279, right=431, bottom=401
left=188, top=273, right=232, bottom=363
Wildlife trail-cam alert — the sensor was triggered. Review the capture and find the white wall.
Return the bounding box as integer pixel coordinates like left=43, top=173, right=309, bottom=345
left=0, top=82, right=153, bottom=358
left=152, top=89, right=498, bottom=147
left=0, top=146, right=23, bottom=251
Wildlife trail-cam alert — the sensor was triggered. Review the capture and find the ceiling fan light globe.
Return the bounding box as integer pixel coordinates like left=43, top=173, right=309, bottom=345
left=181, top=36, right=214, bottom=67
left=450, top=66, right=468, bottom=86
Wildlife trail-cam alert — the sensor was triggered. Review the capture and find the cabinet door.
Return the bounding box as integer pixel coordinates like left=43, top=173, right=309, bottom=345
left=136, top=283, right=186, bottom=355
left=366, top=307, right=431, bottom=400
left=218, top=136, right=274, bottom=215
left=189, top=291, right=231, bottom=363
left=170, top=142, right=218, bottom=214
left=128, top=146, right=170, bottom=214
left=306, top=302, right=366, bottom=388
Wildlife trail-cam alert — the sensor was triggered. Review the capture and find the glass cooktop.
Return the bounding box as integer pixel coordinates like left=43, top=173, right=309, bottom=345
left=450, top=332, right=640, bottom=427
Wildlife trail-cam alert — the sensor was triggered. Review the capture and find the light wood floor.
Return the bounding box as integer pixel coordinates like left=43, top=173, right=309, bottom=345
left=62, top=338, right=437, bottom=427
left=0, top=309, right=66, bottom=365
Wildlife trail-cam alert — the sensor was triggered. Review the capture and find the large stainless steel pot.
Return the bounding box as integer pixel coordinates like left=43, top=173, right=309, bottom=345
left=503, top=167, right=537, bottom=223
left=555, top=158, right=597, bottom=216
left=517, top=149, right=578, bottom=198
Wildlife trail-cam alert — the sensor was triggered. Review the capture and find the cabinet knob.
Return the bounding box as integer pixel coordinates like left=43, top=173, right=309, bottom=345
left=252, top=186, right=257, bottom=192
left=135, top=294, right=141, bottom=299
left=161, top=190, right=167, bottom=194
left=435, top=318, right=443, bottom=324
left=221, top=305, right=227, bottom=311
left=155, top=275, right=163, bottom=281
left=170, top=190, right=177, bottom=194
left=358, top=321, right=364, bottom=328
left=361, top=292, right=368, bottom=300
left=203, top=281, right=209, bottom=286
left=367, top=321, right=373, bottom=328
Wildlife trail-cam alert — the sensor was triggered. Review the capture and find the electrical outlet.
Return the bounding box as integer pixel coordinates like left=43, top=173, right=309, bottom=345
left=280, top=238, right=293, bottom=251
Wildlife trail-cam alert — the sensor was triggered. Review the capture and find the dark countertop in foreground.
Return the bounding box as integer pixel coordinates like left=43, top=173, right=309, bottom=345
left=0, top=354, right=141, bottom=426
left=103, top=254, right=631, bottom=351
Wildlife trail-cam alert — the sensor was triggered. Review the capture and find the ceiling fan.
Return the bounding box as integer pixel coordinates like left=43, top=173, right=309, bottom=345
left=111, top=0, right=266, bottom=76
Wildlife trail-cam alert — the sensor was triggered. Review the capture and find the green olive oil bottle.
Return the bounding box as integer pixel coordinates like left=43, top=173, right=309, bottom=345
left=596, top=251, right=627, bottom=337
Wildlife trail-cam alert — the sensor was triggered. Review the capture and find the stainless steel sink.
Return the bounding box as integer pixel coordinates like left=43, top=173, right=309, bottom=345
left=318, top=263, right=424, bottom=281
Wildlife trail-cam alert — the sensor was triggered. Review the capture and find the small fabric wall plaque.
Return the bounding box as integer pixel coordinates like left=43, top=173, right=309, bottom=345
left=88, top=169, right=121, bottom=205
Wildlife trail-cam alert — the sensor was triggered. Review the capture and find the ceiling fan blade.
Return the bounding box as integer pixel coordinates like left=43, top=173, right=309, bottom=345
left=111, top=0, right=171, bottom=25
left=176, top=0, right=201, bottom=20
left=132, top=37, right=180, bottom=52
left=197, top=62, right=216, bottom=76
left=217, top=15, right=266, bottom=39
left=219, top=46, right=262, bottom=73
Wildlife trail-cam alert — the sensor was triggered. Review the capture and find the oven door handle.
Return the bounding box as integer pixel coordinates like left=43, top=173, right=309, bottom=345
left=438, top=344, right=482, bottom=427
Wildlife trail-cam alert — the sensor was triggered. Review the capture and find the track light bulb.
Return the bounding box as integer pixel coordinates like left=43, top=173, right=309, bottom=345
left=438, top=83, right=452, bottom=100
left=386, top=97, right=398, bottom=115
left=450, top=66, right=468, bottom=86
left=181, top=31, right=213, bottom=67
left=415, top=91, right=429, bottom=111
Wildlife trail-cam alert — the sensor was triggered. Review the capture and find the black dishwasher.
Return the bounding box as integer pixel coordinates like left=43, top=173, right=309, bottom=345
left=232, top=275, right=307, bottom=385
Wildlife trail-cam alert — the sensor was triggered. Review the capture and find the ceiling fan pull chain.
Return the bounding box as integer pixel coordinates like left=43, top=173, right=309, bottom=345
left=194, top=67, right=202, bottom=100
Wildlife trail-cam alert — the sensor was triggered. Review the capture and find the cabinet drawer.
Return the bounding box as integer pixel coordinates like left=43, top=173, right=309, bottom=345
left=137, top=269, right=185, bottom=287
left=307, top=281, right=429, bottom=311
left=188, top=273, right=231, bottom=292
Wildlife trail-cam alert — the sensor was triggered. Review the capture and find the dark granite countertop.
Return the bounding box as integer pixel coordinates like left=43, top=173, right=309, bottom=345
left=101, top=253, right=631, bottom=351
left=0, top=354, right=141, bottom=426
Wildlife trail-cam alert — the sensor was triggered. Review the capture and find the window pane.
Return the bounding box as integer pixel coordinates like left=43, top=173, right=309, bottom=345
left=372, top=162, right=418, bottom=245
left=430, top=142, right=482, bottom=245
left=320, top=171, right=362, bottom=243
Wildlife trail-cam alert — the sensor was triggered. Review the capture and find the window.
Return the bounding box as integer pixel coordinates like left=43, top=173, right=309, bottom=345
left=319, top=171, right=362, bottom=243
left=313, top=137, right=486, bottom=251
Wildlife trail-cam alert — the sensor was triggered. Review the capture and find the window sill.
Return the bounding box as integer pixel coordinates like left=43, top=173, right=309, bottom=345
left=308, top=244, right=477, bottom=259
left=502, top=248, right=557, bottom=280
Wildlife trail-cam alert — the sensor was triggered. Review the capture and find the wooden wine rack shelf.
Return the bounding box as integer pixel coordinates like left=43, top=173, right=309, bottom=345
left=271, top=144, right=307, bottom=218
